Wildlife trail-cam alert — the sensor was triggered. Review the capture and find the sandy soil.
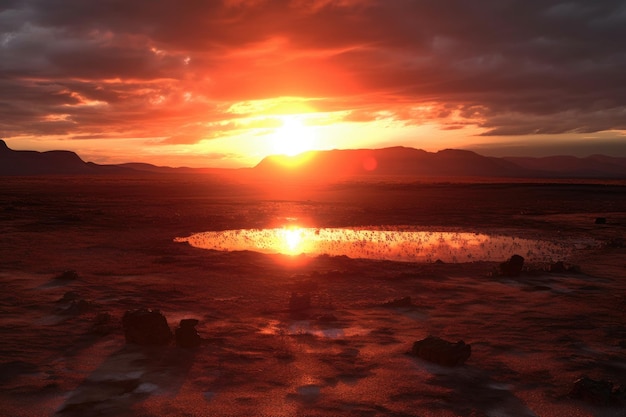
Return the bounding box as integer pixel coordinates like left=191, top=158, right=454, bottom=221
left=1, top=175, right=625, bottom=417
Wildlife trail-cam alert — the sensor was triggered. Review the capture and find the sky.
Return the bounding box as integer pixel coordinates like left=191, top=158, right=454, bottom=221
left=1, top=0, right=626, bottom=168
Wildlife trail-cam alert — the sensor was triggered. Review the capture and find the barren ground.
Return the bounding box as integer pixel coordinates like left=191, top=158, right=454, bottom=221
left=1, top=175, right=625, bottom=417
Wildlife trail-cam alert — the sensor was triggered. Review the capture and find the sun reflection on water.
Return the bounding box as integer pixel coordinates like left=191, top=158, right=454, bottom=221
left=281, top=227, right=304, bottom=254
left=175, top=226, right=580, bottom=263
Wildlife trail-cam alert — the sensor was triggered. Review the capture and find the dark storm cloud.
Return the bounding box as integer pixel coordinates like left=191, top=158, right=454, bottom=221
left=1, top=0, right=625, bottom=142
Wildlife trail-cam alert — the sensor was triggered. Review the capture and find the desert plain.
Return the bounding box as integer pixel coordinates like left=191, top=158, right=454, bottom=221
left=1, top=174, right=625, bottom=417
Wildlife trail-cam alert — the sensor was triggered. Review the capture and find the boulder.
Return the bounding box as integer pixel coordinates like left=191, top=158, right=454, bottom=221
left=411, top=336, right=471, bottom=366
left=569, top=376, right=614, bottom=405
left=175, top=318, right=201, bottom=348
left=122, top=308, right=172, bottom=346
left=499, top=254, right=524, bottom=277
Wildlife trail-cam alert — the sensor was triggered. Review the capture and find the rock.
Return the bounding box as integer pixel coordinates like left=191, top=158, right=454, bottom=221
left=175, top=318, right=201, bottom=348
left=54, top=270, right=79, bottom=281
left=569, top=376, right=614, bottom=405
left=410, top=336, right=471, bottom=366
left=382, top=296, right=413, bottom=308
left=499, top=254, right=524, bottom=277
left=122, top=308, right=172, bottom=346
left=595, top=217, right=607, bottom=224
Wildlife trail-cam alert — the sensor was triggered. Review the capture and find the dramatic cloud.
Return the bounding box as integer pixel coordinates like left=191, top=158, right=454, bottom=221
left=1, top=0, right=625, bottom=162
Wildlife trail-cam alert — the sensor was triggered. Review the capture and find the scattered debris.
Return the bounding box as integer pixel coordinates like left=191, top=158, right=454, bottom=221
left=175, top=319, right=202, bottom=348
left=410, top=336, right=471, bottom=366
left=499, top=254, right=524, bottom=277
left=122, top=308, right=172, bottom=346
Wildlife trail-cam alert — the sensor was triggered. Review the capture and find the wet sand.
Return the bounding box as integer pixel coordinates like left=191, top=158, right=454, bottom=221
left=1, top=175, right=625, bottom=416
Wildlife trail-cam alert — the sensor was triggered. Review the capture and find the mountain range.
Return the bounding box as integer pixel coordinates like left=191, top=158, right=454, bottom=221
left=2, top=139, right=626, bottom=179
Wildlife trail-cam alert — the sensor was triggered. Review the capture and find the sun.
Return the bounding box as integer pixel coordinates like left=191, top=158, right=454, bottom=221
left=271, top=116, right=316, bottom=156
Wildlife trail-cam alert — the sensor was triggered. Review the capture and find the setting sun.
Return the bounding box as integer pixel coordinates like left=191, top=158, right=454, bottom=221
left=271, top=116, right=316, bottom=156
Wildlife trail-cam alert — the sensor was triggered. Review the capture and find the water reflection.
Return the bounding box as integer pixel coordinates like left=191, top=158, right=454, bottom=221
left=175, top=227, right=574, bottom=263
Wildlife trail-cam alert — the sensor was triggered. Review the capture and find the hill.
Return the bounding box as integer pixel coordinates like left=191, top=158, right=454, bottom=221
left=253, top=147, right=626, bottom=179
left=3, top=139, right=626, bottom=179
left=0, top=140, right=127, bottom=175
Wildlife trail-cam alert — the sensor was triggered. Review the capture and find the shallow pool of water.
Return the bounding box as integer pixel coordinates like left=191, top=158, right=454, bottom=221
left=175, top=227, right=575, bottom=263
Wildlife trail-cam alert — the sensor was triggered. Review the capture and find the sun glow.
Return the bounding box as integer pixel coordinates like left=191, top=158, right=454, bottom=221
left=271, top=116, right=316, bottom=156
left=281, top=227, right=304, bottom=254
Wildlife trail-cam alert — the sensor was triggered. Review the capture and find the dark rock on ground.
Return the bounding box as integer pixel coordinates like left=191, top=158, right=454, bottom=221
left=54, top=270, right=79, bottom=281
left=569, top=376, right=614, bottom=405
left=122, top=308, right=172, bottom=346
left=175, top=318, right=202, bottom=348
left=410, top=336, right=471, bottom=366
left=595, top=217, right=607, bottom=224
left=499, top=254, right=524, bottom=277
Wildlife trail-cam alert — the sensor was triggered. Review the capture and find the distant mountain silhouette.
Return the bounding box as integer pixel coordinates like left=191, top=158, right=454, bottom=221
left=0, top=139, right=135, bottom=175
left=2, top=139, right=626, bottom=178
left=254, top=147, right=626, bottom=179
left=254, top=147, right=528, bottom=178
